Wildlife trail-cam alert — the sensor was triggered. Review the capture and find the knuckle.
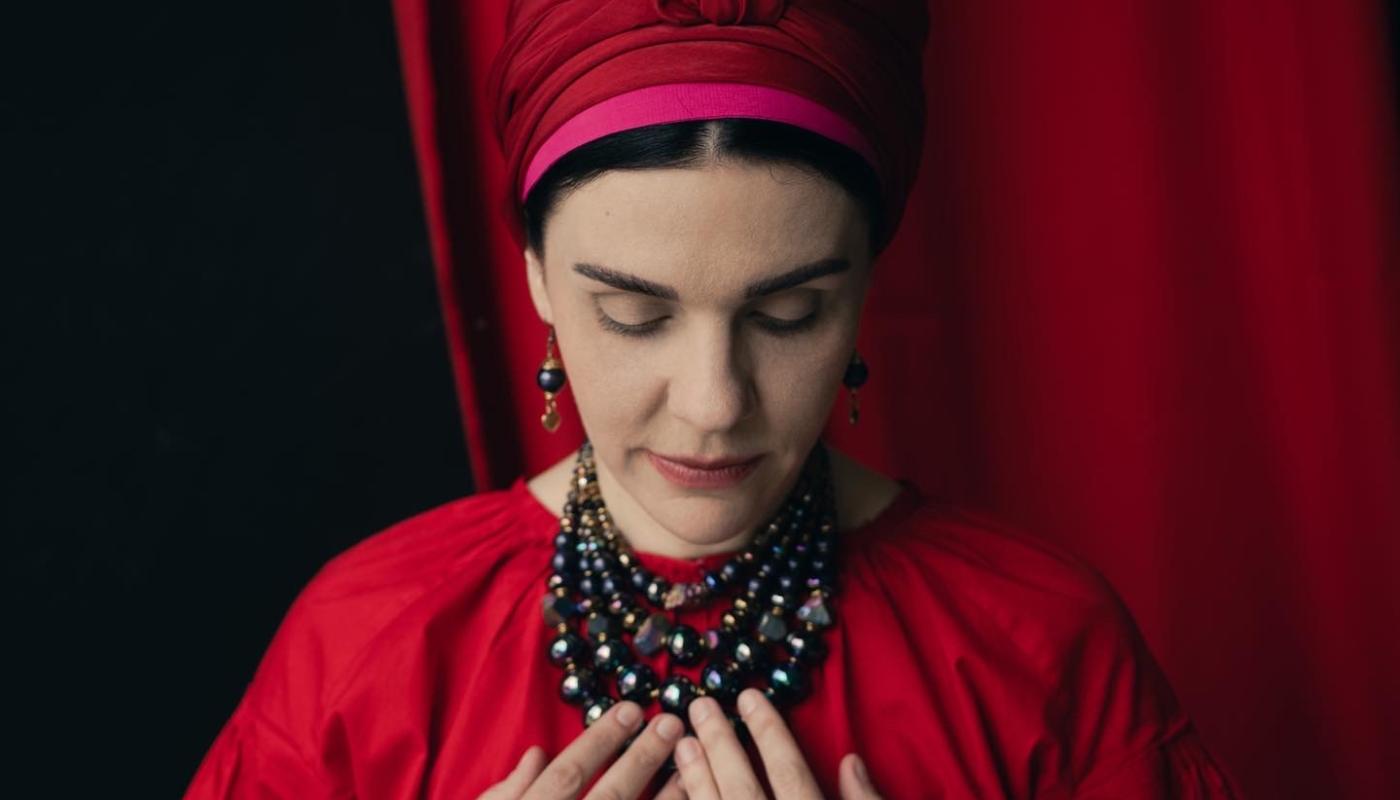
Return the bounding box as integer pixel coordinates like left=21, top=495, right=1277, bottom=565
left=538, top=760, right=587, bottom=797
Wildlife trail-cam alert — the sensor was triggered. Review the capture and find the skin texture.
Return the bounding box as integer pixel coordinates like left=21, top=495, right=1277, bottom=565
left=524, top=161, right=899, bottom=560
left=507, top=160, right=902, bottom=798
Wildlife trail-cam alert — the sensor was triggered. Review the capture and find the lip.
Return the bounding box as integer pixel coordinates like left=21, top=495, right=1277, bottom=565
left=646, top=450, right=765, bottom=490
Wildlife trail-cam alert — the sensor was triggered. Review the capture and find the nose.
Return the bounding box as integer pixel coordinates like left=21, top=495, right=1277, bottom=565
left=666, top=323, right=754, bottom=433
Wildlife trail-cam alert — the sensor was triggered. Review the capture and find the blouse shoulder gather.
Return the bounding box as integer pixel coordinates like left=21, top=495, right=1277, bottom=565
left=843, top=494, right=1244, bottom=797
left=185, top=483, right=552, bottom=799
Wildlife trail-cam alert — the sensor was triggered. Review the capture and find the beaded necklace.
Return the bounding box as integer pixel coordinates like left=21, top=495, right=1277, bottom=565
left=542, top=440, right=838, bottom=734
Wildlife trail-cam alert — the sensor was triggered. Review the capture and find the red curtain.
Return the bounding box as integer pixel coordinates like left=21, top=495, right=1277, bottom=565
left=391, top=1, right=1400, bottom=796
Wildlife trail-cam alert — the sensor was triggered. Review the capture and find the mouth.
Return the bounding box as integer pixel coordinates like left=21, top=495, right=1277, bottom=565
left=645, top=450, right=765, bottom=490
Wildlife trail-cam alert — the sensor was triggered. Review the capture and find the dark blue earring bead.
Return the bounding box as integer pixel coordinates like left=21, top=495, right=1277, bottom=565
left=766, top=661, right=809, bottom=706
left=537, top=366, right=566, bottom=393
left=701, top=661, right=742, bottom=703
left=583, top=696, right=615, bottom=727
left=666, top=624, right=705, bottom=665
left=549, top=632, right=588, bottom=666
left=784, top=629, right=828, bottom=665
left=617, top=663, right=658, bottom=704
left=592, top=640, right=632, bottom=674
left=658, top=675, right=698, bottom=716
left=559, top=668, right=596, bottom=705
left=842, top=355, right=868, bottom=388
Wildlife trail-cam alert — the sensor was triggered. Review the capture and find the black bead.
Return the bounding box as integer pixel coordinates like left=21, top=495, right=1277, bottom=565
left=593, top=640, right=632, bottom=674
left=537, top=367, right=566, bottom=393
left=703, top=570, right=725, bottom=592
left=785, top=629, right=828, bottom=665
left=551, top=552, right=574, bottom=574
left=842, top=356, right=868, bottom=388
left=731, top=636, right=769, bottom=674
left=701, top=661, right=742, bottom=703
left=645, top=578, right=670, bottom=606
left=630, top=568, right=652, bottom=591
left=578, top=576, right=597, bottom=597
left=767, top=661, right=808, bottom=705
left=586, top=612, right=622, bottom=641
left=667, top=624, right=705, bottom=665
left=549, top=632, right=588, bottom=666
left=554, top=531, right=576, bottom=550
left=720, top=562, right=743, bottom=583
left=658, top=675, right=697, bottom=716
left=559, top=668, right=595, bottom=705
left=583, top=696, right=615, bottom=727
left=617, top=663, right=658, bottom=704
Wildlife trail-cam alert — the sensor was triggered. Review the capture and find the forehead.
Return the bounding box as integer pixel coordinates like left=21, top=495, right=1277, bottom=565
left=544, top=163, right=865, bottom=291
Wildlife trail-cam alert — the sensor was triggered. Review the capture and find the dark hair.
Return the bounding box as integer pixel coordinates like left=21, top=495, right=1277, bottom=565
left=521, top=118, right=885, bottom=257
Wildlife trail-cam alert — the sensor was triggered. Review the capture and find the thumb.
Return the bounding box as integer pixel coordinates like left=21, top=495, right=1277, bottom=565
left=839, top=753, right=882, bottom=800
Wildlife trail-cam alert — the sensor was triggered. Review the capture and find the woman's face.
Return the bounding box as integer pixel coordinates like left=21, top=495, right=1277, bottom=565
left=526, top=161, right=872, bottom=550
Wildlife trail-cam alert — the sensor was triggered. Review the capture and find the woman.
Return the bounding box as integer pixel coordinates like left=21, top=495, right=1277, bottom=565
left=186, top=1, right=1240, bottom=797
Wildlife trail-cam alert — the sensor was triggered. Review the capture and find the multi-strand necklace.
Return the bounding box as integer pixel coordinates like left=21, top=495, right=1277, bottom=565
left=541, top=439, right=839, bottom=735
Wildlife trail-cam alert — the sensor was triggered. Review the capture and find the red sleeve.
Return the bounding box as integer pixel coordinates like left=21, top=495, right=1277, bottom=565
left=184, top=701, right=345, bottom=800
left=1057, top=582, right=1244, bottom=798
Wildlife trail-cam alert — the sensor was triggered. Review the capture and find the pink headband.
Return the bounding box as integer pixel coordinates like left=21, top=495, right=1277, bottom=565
left=519, top=82, right=881, bottom=202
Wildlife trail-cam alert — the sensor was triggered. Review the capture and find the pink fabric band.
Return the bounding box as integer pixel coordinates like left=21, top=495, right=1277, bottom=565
left=520, top=82, right=880, bottom=201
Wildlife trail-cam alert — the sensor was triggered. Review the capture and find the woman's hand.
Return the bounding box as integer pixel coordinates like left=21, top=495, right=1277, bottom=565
left=665, top=688, right=881, bottom=800
left=479, top=701, right=687, bottom=799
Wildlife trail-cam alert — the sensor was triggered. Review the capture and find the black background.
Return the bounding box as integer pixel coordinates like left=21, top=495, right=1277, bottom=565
left=7, top=3, right=468, bottom=795
left=5, top=2, right=1398, bottom=796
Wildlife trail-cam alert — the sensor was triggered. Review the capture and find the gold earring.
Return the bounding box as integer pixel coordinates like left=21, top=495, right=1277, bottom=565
left=536, top=327, right=566, bottom=432
left=843, top=351, right=869, bottom=425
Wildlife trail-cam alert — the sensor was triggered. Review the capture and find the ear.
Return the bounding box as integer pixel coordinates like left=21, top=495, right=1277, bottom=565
left=524, top=245, right=555, bottom=325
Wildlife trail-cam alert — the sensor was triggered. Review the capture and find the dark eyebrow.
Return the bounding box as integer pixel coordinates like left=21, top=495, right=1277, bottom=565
left=572, top=257, right=850, bottom=302
left=572, top=263, right=679, bottom=300
left=743, top=257, right=850, bottom=299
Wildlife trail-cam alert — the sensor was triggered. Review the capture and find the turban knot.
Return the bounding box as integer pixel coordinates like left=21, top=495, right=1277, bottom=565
left=654, top=0, right=788, bottom=26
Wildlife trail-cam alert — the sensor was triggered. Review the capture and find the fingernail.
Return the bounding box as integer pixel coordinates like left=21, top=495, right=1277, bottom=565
left=615, top=702, right=641, bottom=729
left=852, top=754, right=870, bottom=786
left=656, top=714, right=684, bottom=742
left=689, top=696, right=714, bottom=724
left=675, top=736, right=701, bottom=766
left=737, top=688, right=761, bottom=716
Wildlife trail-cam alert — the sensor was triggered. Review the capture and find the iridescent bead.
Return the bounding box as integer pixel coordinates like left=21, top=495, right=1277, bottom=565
left=593, top=640, right=632, bottom=674
left=756, top=609, right=788, bottom=643
left=634, top=613, right=672, bottom=656
left=559, top=668, right=595, bottom=705
left=767, top=662, right=808, bottom=705
left=784, top=629, right=828, bottom=665
left=731, top=636, right=769, bottom=674
left=659, top=675, right=697, bottom=716
left=630, top=568, right=652, bottom=591
left=667, top=624, right=705, bottom=665
left=586, top=612, right=622, bottom=641
left=701, top=661, right=741, bottom=703
left=583, top=696, right=614, bottom=727
left=549, top=632, right=588, bottom=666
left=645, top=578, right=670, bottom=606
left=617, top=663, right=658, bottom=704
left=796, top=595, right=833, bottom=628
left=541, top=594, right=579, bottom=627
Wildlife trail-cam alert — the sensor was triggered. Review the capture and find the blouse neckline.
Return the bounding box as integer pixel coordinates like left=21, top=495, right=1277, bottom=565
left=510, top=473, right=927, bottom=583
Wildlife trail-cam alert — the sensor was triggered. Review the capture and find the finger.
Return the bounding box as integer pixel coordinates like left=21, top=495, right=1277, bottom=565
left=687, top=695, right=763, bottom=798
left=737, top=689, right=822, bottom=799
left=672, top=736, right=720, bottom=800
left=585, top=712, right=686, bottom=800
left=522, top=701, right=645, bottom=800
left=653, top=769, right=688, bottom=800
left=838, top=753, right=882, bottom=800
left=480, top=746, right=549, bottom=800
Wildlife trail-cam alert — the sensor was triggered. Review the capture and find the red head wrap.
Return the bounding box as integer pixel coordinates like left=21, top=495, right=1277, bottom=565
left=487, top=0, right=930, bottom=248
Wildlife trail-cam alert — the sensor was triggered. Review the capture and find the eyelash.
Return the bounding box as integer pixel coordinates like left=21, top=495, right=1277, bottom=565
left=595, top=308, right=820, bottom=339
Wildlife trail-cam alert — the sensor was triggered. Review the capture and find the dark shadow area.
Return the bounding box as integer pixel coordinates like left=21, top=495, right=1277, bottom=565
left=5, top=3, right=471, bottom=793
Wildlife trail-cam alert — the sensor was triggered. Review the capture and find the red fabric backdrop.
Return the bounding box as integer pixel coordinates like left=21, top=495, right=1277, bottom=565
left=390, top=1, right=1400, bottom=796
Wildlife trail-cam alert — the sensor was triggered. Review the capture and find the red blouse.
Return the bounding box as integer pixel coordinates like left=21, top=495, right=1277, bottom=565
left=185, top=477, right=1240, bottom=798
